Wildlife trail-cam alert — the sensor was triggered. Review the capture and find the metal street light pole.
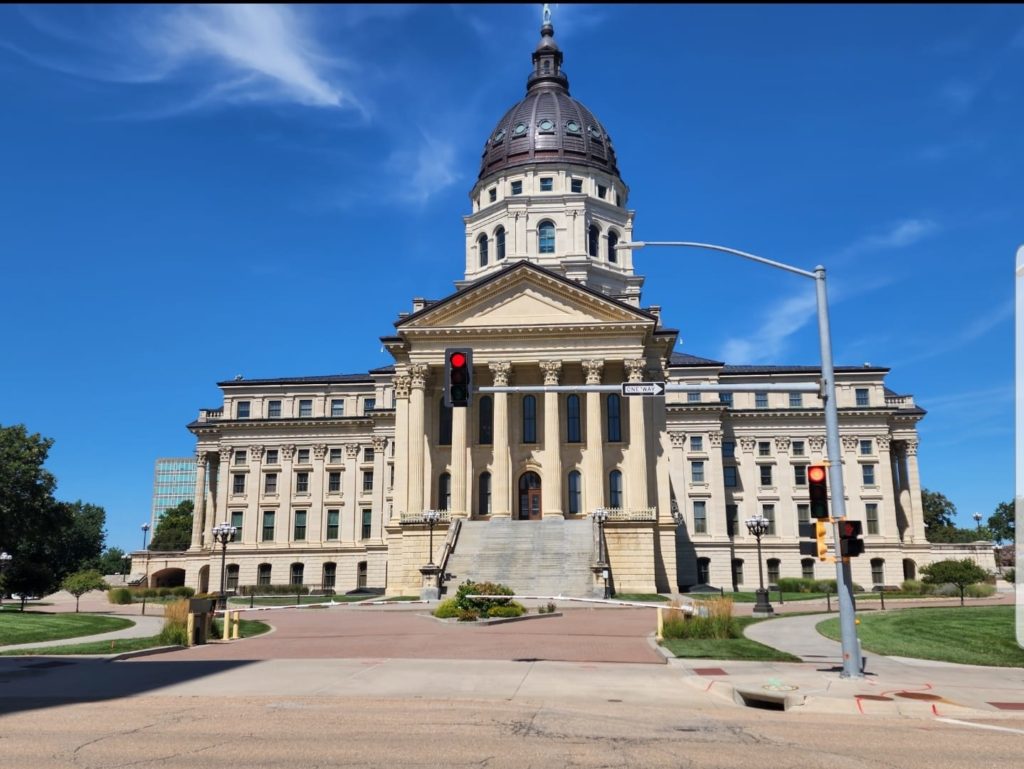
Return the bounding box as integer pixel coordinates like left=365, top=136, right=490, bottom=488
left=744, top=516, right=774, bottom=617
left=593, top=508, right=610, bottom=598
left=422, top=510, right=441, bottom=566
left=619, top=240, right=863, bottom=678
left=973, top=512, right=982, bottom=532
left=212, top=523, right=237, bottom=611
left=141, top=523, right=150, bottom=550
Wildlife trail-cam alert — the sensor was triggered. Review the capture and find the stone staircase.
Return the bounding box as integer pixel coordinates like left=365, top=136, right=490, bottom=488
left=443, top=518, right=598, bottom=598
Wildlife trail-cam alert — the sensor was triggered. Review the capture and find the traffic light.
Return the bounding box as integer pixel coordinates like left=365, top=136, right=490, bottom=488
left=799, top=520, right=830, bottom=560
left=444, top=348, right=473, bottom=408
left=808, top=464, right=829, bottom=519
left=837, top=519, right=865, bottom=557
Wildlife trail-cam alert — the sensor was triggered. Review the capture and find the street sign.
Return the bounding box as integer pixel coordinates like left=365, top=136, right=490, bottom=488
left=621, top=382, right=666, bottom=396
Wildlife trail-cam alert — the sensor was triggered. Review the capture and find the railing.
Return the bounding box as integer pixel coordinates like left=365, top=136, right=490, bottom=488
left=197, top=408, right=223, bottom=422
left=399, top=511, right=452, bottom=525
left=602, top=507, right=657, bottom=522
left=437, top=517, right=463, bottom=595
left=884, top=394, right=914, bottom=408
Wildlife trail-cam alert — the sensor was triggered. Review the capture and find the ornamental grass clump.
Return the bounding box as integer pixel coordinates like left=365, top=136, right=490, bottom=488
left=158, top=599, right=190, bottom=646
left=662, top=597, right=738, bottom=641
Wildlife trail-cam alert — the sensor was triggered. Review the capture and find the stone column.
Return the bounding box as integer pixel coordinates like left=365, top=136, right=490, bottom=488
left=903, top=439, right=925, bottom=543
left=392, top=374, right=411, bottom=524
left=583, top=360, right=604, bottom=514
left=407, top=364, right=428, bottom=516
left=245, top=445, right=264, bottom=544
left=625, top=359, right=649, bottom=510
left=372, top=436, right=388, bottom=539
left=309, top=444, right=327, bottom=544
left=190, top=451, right=208, bottom=549
left=667, top=430, right=687, bottom=527
left=489, top=361, right=512, bottom=517
left=774, top=436, right=794, bottom=539
left=451, top=404, right=469, bottom=518
left=210, top=446, right=232, bottom=542
left=278, top=444, right=296, bottom=545
left=735, top=436, right=759, bottom=541
left=875, top=436, right=897, bottom=540
left=343, top=444, right=360, bottom=543
left=707, top=431, right=726, bottom=537
left=540, top=360, right=563, bottom=518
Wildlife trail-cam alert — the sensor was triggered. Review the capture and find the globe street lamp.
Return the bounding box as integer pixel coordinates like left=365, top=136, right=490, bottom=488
left=141, top=523, right=151, bottom=550
left=0, top=551, right=12, bottom=608
left=422, top=510, right=441, bottom=566
left=744, top=515, right=774, bottom=618
left=212, top=522, right=237, bottom=611
left=593, top=508, right=610, bottom=598
left=973, top=512, right=983, bottom=532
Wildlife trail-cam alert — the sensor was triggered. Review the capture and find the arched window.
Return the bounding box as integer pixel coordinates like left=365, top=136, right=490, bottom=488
left=567, top=470, right=581, bottom=514
left=478, top=472, right=491, bottom=516
left=290, top=562, right=304, bottom=586
left=606, top=393, right=622, bottom=442
left=479, top=395, right=493, bottom=444
left=438, top=473, right=451, bottom=511
left=322, top=562, right=337, bottom=591
left=608, top=230, right=619, bottom=263
left=566, top=394, right=581, bottom=443
left=478, top=234, right=489, bottom=267
left=522, top=394, right=537, bottom=443
left=608, top=469, right=623, bottom=508
left=495, top=226, right=506, bottom=260
left=438, top=397, right=452, bottom=445
left=538, top=220, right=555, bottom=254
left=588, top=224, right=600, bottom=257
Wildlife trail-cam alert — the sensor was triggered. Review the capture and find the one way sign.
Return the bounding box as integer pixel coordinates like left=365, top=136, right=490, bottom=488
left=621, top=382, right=666, bottom=397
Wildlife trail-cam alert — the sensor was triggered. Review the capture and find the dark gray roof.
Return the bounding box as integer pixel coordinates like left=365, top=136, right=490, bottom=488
left=720, top=364, right=890, bottom=375
left=218, top=373, right=374, bottom=387
left=669, top=353, right=725, bottom=367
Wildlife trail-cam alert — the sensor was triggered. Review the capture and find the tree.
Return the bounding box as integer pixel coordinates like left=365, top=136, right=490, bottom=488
left=921, top=489, right=983, bottom=543
left=94, top=547, right=129, bottom=575
left=61, top=570, right=108, bottom=613
left=3, top=561, right=55, bottom=611
left=920, top=558, right=990, bottom=607
left=988, top=501, right=1015, bottom=545
left=51, top=500, right=106, bottom=577
left=149, top=500, right=194, bottom=551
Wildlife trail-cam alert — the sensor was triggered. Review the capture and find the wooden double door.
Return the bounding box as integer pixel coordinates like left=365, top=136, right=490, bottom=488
left=517, top=471, right=542, bottom=520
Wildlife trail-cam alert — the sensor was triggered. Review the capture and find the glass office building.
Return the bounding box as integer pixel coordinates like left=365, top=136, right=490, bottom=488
left=151, top=457, right=197, bottom=529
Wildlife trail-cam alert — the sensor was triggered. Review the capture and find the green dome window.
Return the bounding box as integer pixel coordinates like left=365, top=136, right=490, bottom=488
left=538, top=118, right=555, bottom=132
left=513, top=123, right=527, bottom=136
left=566, top=120, right=580, bottom=134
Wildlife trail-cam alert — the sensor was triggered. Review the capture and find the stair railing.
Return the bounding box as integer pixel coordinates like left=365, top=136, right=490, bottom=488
left=436, top=517, right=462, bottom=596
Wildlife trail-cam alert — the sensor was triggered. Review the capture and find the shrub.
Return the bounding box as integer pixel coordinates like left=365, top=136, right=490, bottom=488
left=454, top=580, right=514, bottom=616
left=433, top=598, right=460, bottom=619
left=900, top=579, right=925, bottom=594
left=237, top=583, right=310, bottom=596
left=965, top=583, right=996, bottom=598
left=172, top=586, right=195, bottom=598
left=662, top=597, right=738, bottom=641
left=157, top=587, right=172, bottom=597
left=456, top=608, right=479, bottom=622
left=813, top=579, right=865, bottom=594
left=108, top=587, right=132, bottom=605
left=546, top=602, right=556, bottom=614
left=1003, top=568, right=1016, bottom=584
left=141, top=588, right=158, bottom=599
left=486, top=602, right=525, bottom=619
left=777, top=577, right=817, bottom=593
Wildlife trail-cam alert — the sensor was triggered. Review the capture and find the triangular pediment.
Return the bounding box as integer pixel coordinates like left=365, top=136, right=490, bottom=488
left=398, top=263, right=653, bottom=332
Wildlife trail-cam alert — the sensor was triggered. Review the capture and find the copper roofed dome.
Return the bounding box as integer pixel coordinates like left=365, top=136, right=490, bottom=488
left=478, top=12, right=619, bottom=181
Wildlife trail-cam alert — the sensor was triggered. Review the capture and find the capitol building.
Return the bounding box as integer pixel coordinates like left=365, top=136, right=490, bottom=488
left=145, top=14, right=993, bottom=598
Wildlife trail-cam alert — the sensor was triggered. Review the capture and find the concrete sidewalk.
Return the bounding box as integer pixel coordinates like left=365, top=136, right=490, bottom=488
left=0, top=615, right=164, bottom=652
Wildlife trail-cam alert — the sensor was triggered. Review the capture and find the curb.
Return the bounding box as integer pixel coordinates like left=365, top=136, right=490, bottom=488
left=428, top=612, right=564, bottom=626
left=109, top=645, right=185, bottom=661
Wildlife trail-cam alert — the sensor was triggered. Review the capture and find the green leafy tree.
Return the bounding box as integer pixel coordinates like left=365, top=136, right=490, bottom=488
left=94, top=547, right=129, bottom=575
left=3, top=561, right=55, bottom=611
left=0, top=424, right=60, bottom=558
left=61, top=569, right=108, bottom=612
left=51, top=500, right=106, bottom=576
left=920, top=559, right=990, bottom=607
left=921, top=489, right=984, bottom=542
left=149, top=500, right=194, bottom=551
left=988, top=501, right=1015, bottom=545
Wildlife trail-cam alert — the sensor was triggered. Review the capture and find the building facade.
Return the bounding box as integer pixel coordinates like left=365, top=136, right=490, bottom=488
left=144, top=15, right=994, bottom=596
left=151, top=457, right=197, bottom=530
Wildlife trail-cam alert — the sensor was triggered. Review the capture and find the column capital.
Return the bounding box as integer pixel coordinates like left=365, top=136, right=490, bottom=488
left=841, top=435, right=859, bottom=452
left=904, top=439, right=918, bottom=456
left=775, top=436, right=791, bottom=453
left=625, top=359, right=646, bottom=383
left=195, top=450, right=210, bottom=465
left=410, top=364, right=428, bottom=389
left=394, top=374, right=412, bottom=400
left=582, top=360, right=604, bottom=385
left=808, top=435, right=825, bottom=453
left=708, top=431, right=723, bottom=448
left=249, top=444, right=265, bottom=461
left=738, top=437, right=756, bottom=454
left=668, top=431, right=686, bottom=449
left=281, top=444, right=296, bottom=461
left=371, top=435, right=387, bottom=452
left=312, top=443, right=327, bottom=461
left=488, top=360, right=512, bottom=387
left=218, top=446, right=233, bottom=464
left=877, top=435, right=891, bottom=451
left=345, top=443, right=361, bottom=459
left=539, top=360, right=562, bottom=386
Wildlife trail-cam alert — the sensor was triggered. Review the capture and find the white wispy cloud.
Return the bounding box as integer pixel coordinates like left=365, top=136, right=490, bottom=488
left=389, top=133, right=460, bottom=206
left=835, top=218, right=939, bottom=262
left=893, top=299, right=1014, bottom=366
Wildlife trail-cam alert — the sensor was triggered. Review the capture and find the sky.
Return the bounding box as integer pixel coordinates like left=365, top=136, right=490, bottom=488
left=0, top=4, right=1018, bottom=554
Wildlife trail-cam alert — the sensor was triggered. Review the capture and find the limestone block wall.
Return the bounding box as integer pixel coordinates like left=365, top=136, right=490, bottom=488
left=605, top=522, right=656, bottom=593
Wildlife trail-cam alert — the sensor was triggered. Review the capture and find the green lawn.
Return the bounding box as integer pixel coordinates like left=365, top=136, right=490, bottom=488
left=228, top=594, right=374, bottom=606
left=661, top=617, right=801, bottom=662
left=817, top=606, right=1024, bottom=667
left=0, top=613, right=133, bottom=646
left=727, top=591, right=827, bottom=603
left=614, top=593, right=670, bottom=603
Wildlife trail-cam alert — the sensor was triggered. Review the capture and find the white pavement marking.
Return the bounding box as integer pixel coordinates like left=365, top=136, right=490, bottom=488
left=935, top=717, right=1024, bottom=735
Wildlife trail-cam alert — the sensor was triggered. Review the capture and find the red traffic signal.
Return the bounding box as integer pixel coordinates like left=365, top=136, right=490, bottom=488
left=444, top=348, right=473, bottom=408
left=449, top=352, right=466, bottom=369
left=838, top=519, right=865, bottom=557
left=808, top=464, right=829, bottom=519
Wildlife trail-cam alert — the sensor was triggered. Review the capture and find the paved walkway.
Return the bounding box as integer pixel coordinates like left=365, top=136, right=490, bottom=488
left=0, top=615, right=165, bottom=653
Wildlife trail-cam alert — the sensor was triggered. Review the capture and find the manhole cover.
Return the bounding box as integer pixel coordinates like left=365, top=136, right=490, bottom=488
left=894, top=691, right=942, bottom=701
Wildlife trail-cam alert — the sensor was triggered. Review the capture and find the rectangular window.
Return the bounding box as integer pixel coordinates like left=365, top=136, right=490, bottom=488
left=767, top=559, right=781, bottom=584
left=691, top=461, right=705, bottom=483
left=539, top=177, right=553, bottom=191
left=860, top=439, right=873, bottom=455
left=297, top=448, right=310, bottom=464
left=690, top=436, right=703, bottom=452
left=794, top=465, right=807, bottom=486
left=797, top=503, right=810, bottom=524
left=722, top=441, right=735, bottom=458
left=566, top=394, right=581, bottom=443
left=758, top=441, right=771, bottom=457
left=258, top=564, right=271, bottom=586
left=264, top=473, right=277, bottom=494
left=597, top=184, right=607, bottom=198
left=791, top=441, right=805, bottom=457
left=293, top=510, right=307, bottom=541
left=331, top=399, right=345, bottom=417
left=523, top=395, right=537, bottom=443
left=326, top=509, right=339, bottom=540
left=230, top=510, right=243, bottom=542
left=755, top=392, right=768, bottom=408
left=687, top=391, right=701, bottom=403
left=866, top=503, right=879, bottom=535
left=226, top=564, right=239, bottom=591
left=262, top=511, right=275, bottom=542
left=693, top=501, right=707, bottom=534
left=862, top=464, right=876, bottom=485
left=802, top=559, right=815, bottom=579
left=364, top=398, right=376, bottom=413
left=234, top=450, right=247, bottom=466
left=328, top=472, right=341, bottom=493
left=570, top=178, right=582, bottom=193
left=329, top=448, right=342, bottom=463
left=299, top=399, right=313, bottom=417
left=856, top=388, right=869, bottom=406
left=232, top=474, right=245, bottom=494
left=389, top=464, right=395, bottom=488
left=789, top=392, right=802, bottom=408
left=267, top=400, right=281, bottom=418
left=236, top=401, right=250, bottom=419
left=871, top=559, right=885, bottom=585
left=732, top=559, right=744, bottom=586
left=720, top=392, right=733, bottom=406
left=361, top=509, right=372, bottom=540
left=488, top=187, right=497, bottom=202
left=363, top=447, right=374, bottom=463
left=362, top=471, right=373, bottom=492
left=606, top=394, right=622, bottom=442
left=511, top=180, right=522, bottom=195
left=760, top=465, right=773, bottom=487
left=724, top=466, right=738, bottom=487
left=265, top=449, right=279, bottom=465
left=726, top=504, right=739, bottom=538
left=295, top=472, right=309, bottom=493
left=763, top=504, right=776, bottom=535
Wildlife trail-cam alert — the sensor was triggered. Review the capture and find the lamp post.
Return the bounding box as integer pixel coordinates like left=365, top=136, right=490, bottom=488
left=422, top=510, right=441, bottom=565
left=141, top=522, right=151, bottom=588
left=122, top=553, right=132, bottom=582
left=141, top=523, right=151, bottom=550
left=212, top=522, right=237, bottom=611
left=744, top=515, right=774, bottom=617
left=419, top=510, right=442, bottom=600
left=0, top=551, right=12, bottom=608
left=973, top=512, right=982, bottom=532
left=618, top=239, right=863, bottom=677
left=593, top=508, right=610, bottom=598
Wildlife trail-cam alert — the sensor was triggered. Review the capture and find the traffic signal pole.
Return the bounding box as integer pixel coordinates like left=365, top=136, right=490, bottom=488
left=815, top=266, right=863, bottom=678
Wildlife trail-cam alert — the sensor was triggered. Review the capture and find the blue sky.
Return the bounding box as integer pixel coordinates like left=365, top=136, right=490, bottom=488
left=0, top=4, right=1017, bottom=553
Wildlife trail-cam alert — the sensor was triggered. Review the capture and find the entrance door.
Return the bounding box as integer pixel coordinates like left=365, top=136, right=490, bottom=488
left=518, top=472, right=542, bottom=520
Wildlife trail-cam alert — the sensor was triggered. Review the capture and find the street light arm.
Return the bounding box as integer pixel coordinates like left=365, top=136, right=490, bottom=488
left=619, top=241, right=817, bottom=280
